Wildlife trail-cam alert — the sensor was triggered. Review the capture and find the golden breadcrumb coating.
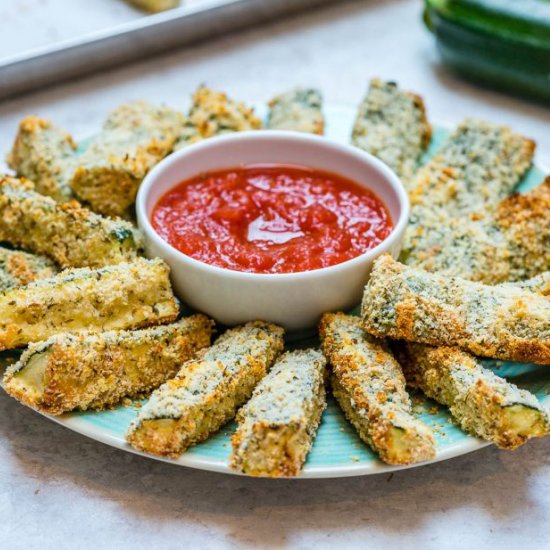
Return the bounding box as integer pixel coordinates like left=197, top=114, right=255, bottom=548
left=320, top=312, right=435, bottom=465
left=0, top=258, right=178, bottom=351
left=175, top=86, right=262, bottom=149
left=267, top=88, right=324, bottom=135
left=397, top=343, right=550, bottom=449
left=71, top=101, right=184, bottom=217
left=362, top=254, right=550, bottom=365
left=3, top=315, right=213, bottom=415
left=352, top=79, right=431, bottom=184
left=231, top=348, right=326, bottom=477
left=0, top=176, right=143, bottom=268
left=127, top=321, right=284, bottom=458
left=0, top=246, right=57, bottom=290
left=7, top=116, right=77, bottom=201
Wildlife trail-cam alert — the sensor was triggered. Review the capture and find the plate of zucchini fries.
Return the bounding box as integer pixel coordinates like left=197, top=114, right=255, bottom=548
left=1, top=79, right=549, bottom=478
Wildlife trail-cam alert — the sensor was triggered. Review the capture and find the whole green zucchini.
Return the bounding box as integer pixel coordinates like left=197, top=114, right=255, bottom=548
left=424, top=0, right=550, bottom=102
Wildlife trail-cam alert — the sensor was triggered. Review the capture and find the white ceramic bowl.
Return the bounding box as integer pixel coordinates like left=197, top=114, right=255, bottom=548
left=136, top=131, right=409, bottom=332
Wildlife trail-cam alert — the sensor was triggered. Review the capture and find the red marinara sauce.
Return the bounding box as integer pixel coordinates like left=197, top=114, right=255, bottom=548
left=152, top=164, right=393, bottom=274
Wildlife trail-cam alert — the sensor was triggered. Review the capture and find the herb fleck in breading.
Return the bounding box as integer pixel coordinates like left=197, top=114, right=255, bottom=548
left=401, top=119, right=539, bottom=282
left=407, top=118, right=534, bottom=216
left=397, top=343, right=550, bottom=449
left=71, top=101, right=185, bottom=217
left=175, top=86, right=262, bottom=149
left=0, top=246, right=57, bottom=291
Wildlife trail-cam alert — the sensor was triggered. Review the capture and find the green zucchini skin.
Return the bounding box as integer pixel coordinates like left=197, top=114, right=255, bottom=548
left=424, top=2, right=550, bottom=102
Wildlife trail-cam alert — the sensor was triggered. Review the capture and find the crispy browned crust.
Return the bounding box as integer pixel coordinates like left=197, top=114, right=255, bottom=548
left=127, top=322, right=285, bottom=458
left=0, top=258, right=178, bottom=351
left=230, top=349, right=327, bottom=477
left=71, top=101, right=184, bottom=217
left=7, top=116, right=76, bottom=201
left=128, top=356, right=269, bottom=458
left=176, top=86, right=262, bottom=149
left=319, top=312, right=435, bottom=465
left=0, top=247, right=57, bottom=289
left=495, top=177, right=550, bottom=280
left=0, top=176, right=143, bottom=268
left=398, top=343, right=550, bottom=449
left=351, top=79, right=432, bottom=184
left=3, top=315, right=213, bottom=415
left=362, top=254, right=550, bottom=365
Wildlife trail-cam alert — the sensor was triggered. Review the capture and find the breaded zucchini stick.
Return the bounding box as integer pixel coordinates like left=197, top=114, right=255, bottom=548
left=0, top=246, right=57, bottom=290
left=231, top=349, right=327, bottom=477
left=3, top=315, right=213, bottom=415
left=266, top=88, right=324, bottom=135
left=7, top=116, right=76, bottom=201
left=71, top=101, right=184, bottom=217
left=127, top=321, right=284, bottom=458
left=401, top=119, right=538, bottom=279
left=397, top=343, right=550, bottom=449
left=361, top=254, right=550, bottom=365
left=407, top=118, right=534, bottom=216
left=0, top=258, right=178, bottom=351
left=320, top=313, right=435, bottom=465
left=351, top=79, right=431, bottom=184
left=494, top=178, right=550, bottom=281
left=402, top=178, right=550, bottom=282
left=0, top=176, right=143, bottom=268
left=175, top=86, right=262, bottom=150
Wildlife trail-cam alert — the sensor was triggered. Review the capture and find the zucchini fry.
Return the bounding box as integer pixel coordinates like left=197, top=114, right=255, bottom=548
left=403, top=178, right=550, bottom=282
left=7, top=116, right=76, bottom=201
left=71, top=101, right=184, bottom=217
left=351, top=79, right=431, bottom=184
left=407, top=118, right=534, bottom=216
left=0, top=258, right=178, bottom=351
left=3, top=315, right=213, bottom=415
left=320, top=313, right=435, bottom=465
left=494, top=178, right=550, bottom=281
left=127, top=321, right=284, bottom=458
left=267, top=88, right=324, bottom=135
left=175, top=86, right=262, bottom=150
left=401, top=119, right=538, bottom=281
left=0, top=176, right=143, bottom=268
left=397, top=343, right=550, bottom=449
left=361, top=254, right=550, bottom=365
left=231, top=349, right=327, bottom=477
left=0, top=246, right=57, bottom=290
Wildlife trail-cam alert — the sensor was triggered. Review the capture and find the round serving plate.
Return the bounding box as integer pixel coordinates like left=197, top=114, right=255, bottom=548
left=28, top=105, right=550, bottom=477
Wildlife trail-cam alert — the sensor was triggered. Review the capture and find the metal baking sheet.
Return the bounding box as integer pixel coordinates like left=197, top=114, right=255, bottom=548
left=0, top=0, right=339, bottom=101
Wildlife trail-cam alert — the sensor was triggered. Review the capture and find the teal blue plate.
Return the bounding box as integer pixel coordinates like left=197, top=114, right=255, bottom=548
left=46, top=105, right=549, bottom=477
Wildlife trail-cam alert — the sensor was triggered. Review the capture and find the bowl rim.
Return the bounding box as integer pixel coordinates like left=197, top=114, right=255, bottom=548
left=136, top=130, right=410, bottom=281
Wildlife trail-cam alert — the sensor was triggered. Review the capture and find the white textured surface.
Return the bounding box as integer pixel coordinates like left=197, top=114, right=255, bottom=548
left=1, top=1, right=550, bottom=548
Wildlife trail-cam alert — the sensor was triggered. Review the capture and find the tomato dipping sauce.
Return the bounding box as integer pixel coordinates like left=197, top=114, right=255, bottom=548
left=152, top=164, right=393, bottom=274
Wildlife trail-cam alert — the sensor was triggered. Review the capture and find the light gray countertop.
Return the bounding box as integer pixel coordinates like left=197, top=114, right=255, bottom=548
left=1, top=1, right=549, bottom=548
